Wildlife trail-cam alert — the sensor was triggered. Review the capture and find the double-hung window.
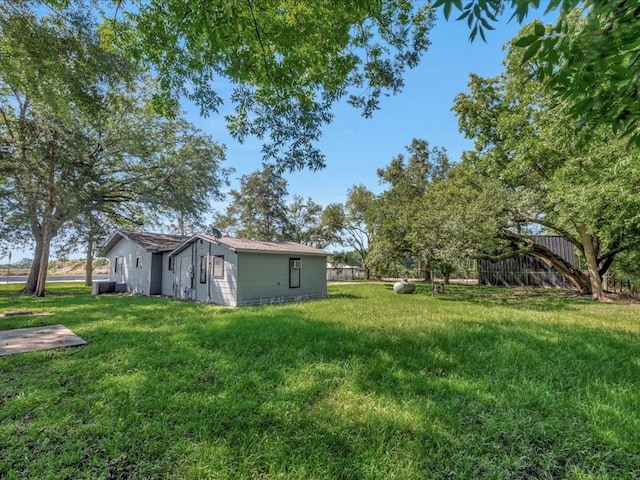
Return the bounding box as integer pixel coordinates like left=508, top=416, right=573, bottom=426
left=212, top=255, right=224, bottom=279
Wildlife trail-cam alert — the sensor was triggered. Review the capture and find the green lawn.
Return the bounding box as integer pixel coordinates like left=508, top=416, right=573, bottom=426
left=1, top=283, right=638, bottom=479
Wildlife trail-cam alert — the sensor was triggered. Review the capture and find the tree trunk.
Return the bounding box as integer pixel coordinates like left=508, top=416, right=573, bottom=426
left=443, top=272, right=450, bottom=285
left=22, top=234, right=43, bottom=294
left=499, top=230, right=592, bottom=294
left=579, top=226, right=606, bottom=301
left=35, top=220, right=53, bottom=297
left=424, top=260, right=432, bottom=283
left=35, top=159, right=57, bottom=298
left=85, top=238, right=94, bottom=287
left=529, top=247, right=591, bottom=293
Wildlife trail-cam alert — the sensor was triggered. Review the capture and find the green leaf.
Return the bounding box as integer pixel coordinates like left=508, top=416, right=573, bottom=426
left=534, top=22, right=545, bottom=36
left=467, top=12, right=474, bottom=28
left=521, top=40, right=542, bottom=64
left=480, top=17, right=495, bottom=31
left=444, top=1, right=452, bottom=20
left=479, top=25, right=487, bottom=43
left=470, top=24, right=478, bottom=42
left=514, top=35, right=538, bottom=47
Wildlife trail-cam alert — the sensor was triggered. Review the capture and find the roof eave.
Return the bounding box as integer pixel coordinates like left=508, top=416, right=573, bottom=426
left=97, top=231, right=125, bottom=258
left=231, top=247, right=328, bottom=256
left=169, top=233, right=223, bottom=257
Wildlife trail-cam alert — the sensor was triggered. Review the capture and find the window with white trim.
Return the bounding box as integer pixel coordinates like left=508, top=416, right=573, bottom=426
left=212, top=255, right=224, bottom=279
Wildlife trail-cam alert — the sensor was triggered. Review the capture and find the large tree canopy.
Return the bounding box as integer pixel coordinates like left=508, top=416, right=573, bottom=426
left=0, top=4, right=229, bottom=296
left=451, top=29, right=640, bottom=300
left=435, top=0, right=640, bottom=145
left=11, top=0, right=640, bottom=168
left=106, top=0, right=436, bottom=170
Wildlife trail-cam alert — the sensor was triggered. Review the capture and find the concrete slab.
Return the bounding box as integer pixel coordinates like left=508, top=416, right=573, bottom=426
left=0, top=325, right=87, bottom=356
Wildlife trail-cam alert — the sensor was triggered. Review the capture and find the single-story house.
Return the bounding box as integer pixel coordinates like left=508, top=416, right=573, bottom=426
left=170, top=233, right=329, bottom=306
left=98, top=231, right=186, bottom=295
left=98, top=230, right=329, bottom=306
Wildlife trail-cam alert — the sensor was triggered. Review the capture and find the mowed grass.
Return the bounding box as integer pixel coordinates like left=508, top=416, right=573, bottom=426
left=0, top=283, right=638, bottom=479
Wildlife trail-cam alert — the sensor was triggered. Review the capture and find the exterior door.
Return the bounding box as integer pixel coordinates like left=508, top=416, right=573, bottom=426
left=177, top=257, right=195, bottom=300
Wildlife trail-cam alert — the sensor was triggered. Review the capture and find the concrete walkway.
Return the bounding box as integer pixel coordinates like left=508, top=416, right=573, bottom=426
left=0, top=325, right=87, bottom=356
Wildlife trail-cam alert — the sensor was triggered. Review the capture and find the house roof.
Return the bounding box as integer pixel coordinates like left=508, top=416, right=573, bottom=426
left=171, top=233, right=330, bottom=257
left=98, top=231, right=187, bottom=256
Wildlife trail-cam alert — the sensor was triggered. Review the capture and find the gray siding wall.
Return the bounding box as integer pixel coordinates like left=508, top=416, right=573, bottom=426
left=173, top=240, right=238, bottom=305
left=161, top=252, right=175, bottom=297
left=236, top=253, right=327, bottom=305
left=107, top=238, right=153, bottom=294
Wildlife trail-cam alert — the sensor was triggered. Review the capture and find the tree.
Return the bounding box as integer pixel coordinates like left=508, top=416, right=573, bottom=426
left=329, top=250, right=363, bottom=268
left=214, top=165, right=290, bottom=241
left=23, top=1, right=640, bottom=164
left=451, top=31, right=640, bottom=300
left=324, top=185, right=376, bottom=279
left=52, top=212, right=140, bottom=287
left=41, top=0, right=427, bottom=171
left=435, top=0, right=640, bottom=145
left=371, top=139, right=451, bottom=280
left=0, top=4, right=134, bottom=295
left=285, top=195, right=336, bottom=248
left=410, top=161, right=512, bottom=284
left=0, top=7, right=229, bottom=296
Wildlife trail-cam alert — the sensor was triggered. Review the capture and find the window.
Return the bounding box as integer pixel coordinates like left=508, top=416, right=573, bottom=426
left=212, top=255, right=224, bottom=279
left=168, top=256, right=174, bottom=271
left=199, top=255, right=207, bottom=283
left=114, top=256, right=123, bottom=273
left=289, top=257, right=301, bottom=288
left=135, top=256, right=143, bottom=268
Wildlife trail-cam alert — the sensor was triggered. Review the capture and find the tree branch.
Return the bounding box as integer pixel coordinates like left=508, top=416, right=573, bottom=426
left=247, top=0, right=273, bottom=84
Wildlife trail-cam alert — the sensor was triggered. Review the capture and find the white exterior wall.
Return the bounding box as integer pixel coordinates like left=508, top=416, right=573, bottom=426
left=172, top=239, right=238, bottom=305
left=161, top=252, right=175, bottom=297
left=236, top=252, right=327, bottom=306
left=107, top=238, right=153, bottom=294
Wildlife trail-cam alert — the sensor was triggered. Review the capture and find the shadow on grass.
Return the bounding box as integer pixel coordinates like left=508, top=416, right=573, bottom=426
left=1, top=285, right=639, bottom=478
left=380, top=282, right=581, bottom=312
left=419, top=283, right=588, bottom=312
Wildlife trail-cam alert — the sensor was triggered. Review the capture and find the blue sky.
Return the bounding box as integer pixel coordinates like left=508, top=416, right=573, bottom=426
left=5, top=10, right=546, bottom=263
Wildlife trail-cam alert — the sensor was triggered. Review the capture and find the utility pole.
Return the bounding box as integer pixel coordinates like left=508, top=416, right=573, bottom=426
left=6, top=251, right=11, bottom=283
